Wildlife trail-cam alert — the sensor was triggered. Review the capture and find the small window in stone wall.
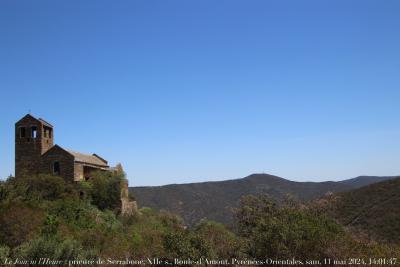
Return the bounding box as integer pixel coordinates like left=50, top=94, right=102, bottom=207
left=31, top=126, right=38, bottom=138
left=53, top=161, right=60, bottom=175
left=19, top=127, right=26, bottom=138
left=43, top=127, right=52, bottom=138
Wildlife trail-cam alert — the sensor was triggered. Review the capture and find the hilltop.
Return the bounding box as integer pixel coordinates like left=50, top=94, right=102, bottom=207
left=130, top=173, right=397, bottom=226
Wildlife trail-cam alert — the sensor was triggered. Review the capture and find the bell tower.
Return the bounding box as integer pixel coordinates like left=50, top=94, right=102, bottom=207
left=15, top=114, right=54, bottom=178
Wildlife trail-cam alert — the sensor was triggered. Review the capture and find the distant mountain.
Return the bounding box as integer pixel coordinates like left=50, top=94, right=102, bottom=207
left=338, top=175, right=397, bottom=188
left=320, top=177, right=400, bottom=244
left=130, top=174, right=398, bottom=226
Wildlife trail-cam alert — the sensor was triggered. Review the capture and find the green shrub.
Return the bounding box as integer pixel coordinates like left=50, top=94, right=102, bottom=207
left=0, top=245, right=13, bottom=266
left=88, top=171, right=123, bottom=211
left=0, top=203, right=45, bottom=248
left=49, top=198, right=97, bottom=229
left=194, top=220, right=243, bottom=259
left=163, top=230, right=212, bottom=262
left=235, top=194, right=344, bottom=260
left=13, top=237, right=91, bottom=266
left=4, top=174, right=71, bottom=202
left=127, top=209, right=176, bottom=258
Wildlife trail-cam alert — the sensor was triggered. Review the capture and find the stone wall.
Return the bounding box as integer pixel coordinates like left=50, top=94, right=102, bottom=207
left=121, top=197, right=138, bottom=216
left=40, top=146, right=75, bottom=181
left=15, top=116, right=44, bottom=178
left=119, top=170, right=138, bottom=216
left=15, top=115, right=53, bottom=178
left=74, top=163, right=84, bottom=181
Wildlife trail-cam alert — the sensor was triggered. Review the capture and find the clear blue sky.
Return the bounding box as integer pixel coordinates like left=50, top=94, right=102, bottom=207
left=1, top=1, right=399, bottom=186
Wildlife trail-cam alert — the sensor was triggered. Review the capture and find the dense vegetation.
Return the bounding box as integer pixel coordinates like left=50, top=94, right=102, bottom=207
left=236, top=195, right=400, bottom=262
left=0, top=173, right=399, bottom=266
left=316, top=177, right=400, bottom=244
left=130, top=173, right=396, bottom=226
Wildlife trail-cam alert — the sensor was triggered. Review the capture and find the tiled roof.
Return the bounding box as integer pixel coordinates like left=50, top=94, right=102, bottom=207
left=67, top=150, right=109, bottom=167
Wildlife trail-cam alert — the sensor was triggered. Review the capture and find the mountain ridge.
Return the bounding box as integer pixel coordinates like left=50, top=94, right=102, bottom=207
left=130, top=173, right=398, bottom=226
left=133, top=173, right=398, bottom=188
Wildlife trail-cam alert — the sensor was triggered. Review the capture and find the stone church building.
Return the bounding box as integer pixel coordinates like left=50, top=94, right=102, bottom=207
left=16, top=114, right=113, bottom=180
left=15, top=114, right=137, bottom=214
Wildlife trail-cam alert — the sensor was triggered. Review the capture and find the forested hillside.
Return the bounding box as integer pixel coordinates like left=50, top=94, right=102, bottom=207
left=316, top=177, right=400, bottom=244
left=130, top=173, right=396, bottom=226
left=1, top=173, right=399, bottom=265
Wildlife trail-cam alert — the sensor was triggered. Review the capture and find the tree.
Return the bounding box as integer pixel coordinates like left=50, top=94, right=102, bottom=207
left=89, top=171, right=123, bottom=211
left=235, top=194, right=344, bottom=260
left=163, top=230, right=211, bottom=261
left=194, top=220, right=243, bottom=259
left=3, top=174, right=70, bottom=202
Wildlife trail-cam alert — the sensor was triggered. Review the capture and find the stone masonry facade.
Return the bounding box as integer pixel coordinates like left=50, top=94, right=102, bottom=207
left=15, top=114, right=137, bottom=215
